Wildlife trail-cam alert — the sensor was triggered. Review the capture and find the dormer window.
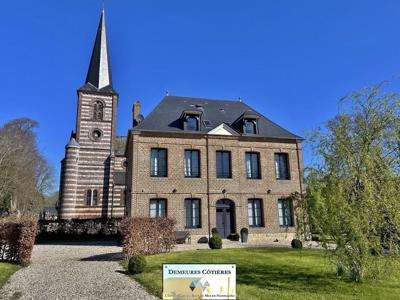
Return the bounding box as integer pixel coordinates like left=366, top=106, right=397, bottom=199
left=233, top=110, right=259, bottom=135
left=181, top=110, right=202, bottom=131
left=244, top=119, right=257, bottom=134
left=186, top=115, right=199, bottom=131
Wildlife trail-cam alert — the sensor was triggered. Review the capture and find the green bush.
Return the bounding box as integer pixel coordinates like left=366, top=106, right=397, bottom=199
left=240, top=228, right=248, bottom=234
left=291, top=239, right=303, bottom=249
left=311, top=234, right=320, bottom=242
left=209, top=234, right=222, bottom=249
left=211, top=227, right=219, bottom=235
left=128, top=255, right=147, bottom=274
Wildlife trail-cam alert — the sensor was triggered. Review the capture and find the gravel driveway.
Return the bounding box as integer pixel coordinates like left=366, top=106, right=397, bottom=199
left=0, top=241, right=158, bottom=300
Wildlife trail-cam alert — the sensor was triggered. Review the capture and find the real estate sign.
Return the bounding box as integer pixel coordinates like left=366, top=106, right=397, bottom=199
left=163, top=264, right=236, bottom=300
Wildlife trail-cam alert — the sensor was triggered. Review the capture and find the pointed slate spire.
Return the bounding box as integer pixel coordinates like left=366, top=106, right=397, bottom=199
left=82, top=7, right=115, bottom=93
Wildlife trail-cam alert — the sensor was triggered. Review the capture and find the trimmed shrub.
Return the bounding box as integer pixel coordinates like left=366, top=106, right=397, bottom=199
left=0, top=217, right=38, bottom=265
left=211, top=227, right=219, bottom=235
left=240, top=228, right=248, bottom=234
left=128, top=255, right=146, bottom=274
left=209, top=234, right=222, bottom=249
left=120, top=217, right=175, bottom=256
left=291, top=239, right=303, bottom=249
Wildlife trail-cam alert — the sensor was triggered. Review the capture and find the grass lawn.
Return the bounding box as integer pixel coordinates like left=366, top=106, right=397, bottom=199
left=122, top=248, right=400, bottom=300
left=0, top=262, right=20, bottom=288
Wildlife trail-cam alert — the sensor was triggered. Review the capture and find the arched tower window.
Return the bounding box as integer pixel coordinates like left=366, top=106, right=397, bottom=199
left=93, top=101, right=104, bottom=121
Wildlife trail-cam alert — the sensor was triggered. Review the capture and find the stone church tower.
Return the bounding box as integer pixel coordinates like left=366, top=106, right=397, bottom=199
left=58, top=8, right=126, bottom=219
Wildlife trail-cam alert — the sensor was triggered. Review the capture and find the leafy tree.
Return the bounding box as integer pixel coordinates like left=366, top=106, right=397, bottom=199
left=296, top=84, right=400, bottom=282
left=0, top=118, right=54, bottom=215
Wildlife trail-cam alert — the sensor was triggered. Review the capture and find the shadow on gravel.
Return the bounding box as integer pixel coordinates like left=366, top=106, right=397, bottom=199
left=36, top=240, right=120, bottom=247
left=115, top=270, right=128, bottom=275
left=80, top=252, right=124, bottom=262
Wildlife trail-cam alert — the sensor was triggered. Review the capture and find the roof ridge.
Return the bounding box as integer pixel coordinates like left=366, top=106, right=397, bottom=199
left=165, top=95, right=242, bottom=103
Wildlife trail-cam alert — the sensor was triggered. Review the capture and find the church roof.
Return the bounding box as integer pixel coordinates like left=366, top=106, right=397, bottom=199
left=66, top=137, right=80, bottom=148
left=79, top=8, right=116, bottom=95
left=133, top=96, right=302, bottom=140
left=114, top=136, right=127, bottom=156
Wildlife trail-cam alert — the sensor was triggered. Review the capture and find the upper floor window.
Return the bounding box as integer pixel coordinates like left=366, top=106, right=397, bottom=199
left=248, top=199, right=263, bottom=227
left=151, top=148, right=168, bottom=177
left=243, top=119, right=257, bottom=134
left=149, top=198, right=167, bottom=217
left=245, top=152, right=261, bottom=179
left=216, top=151, right=232, bottom=178
left=185, top=198, right=201, bottom=228
left=184, top=150, right=200, bottom=178
left=275, top=153, right=290, bottom=180
left=85, top=189, right=98, bottom=206
left=185, top=115, right=199, bottom=131
left=93, top=101, right=104, bottom=121
left=278, top=199, right=293, bottom=226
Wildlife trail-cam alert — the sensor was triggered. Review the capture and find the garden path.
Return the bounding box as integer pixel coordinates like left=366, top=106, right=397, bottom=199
left=0, top=241, right=157, bottom=300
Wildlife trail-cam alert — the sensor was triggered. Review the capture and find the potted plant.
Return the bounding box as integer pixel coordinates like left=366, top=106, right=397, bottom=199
left=240, top=228, right=248, bottom=243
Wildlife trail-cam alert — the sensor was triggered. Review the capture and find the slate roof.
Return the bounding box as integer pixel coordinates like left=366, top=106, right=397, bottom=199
left=114, top=136, right=127, bottom=156
left=66, top=137, right=80, bottom=148
left=133, top=96, right=302, bottom=140
left=114, top=171, right=126, bottom=186
left=78, top=8, right=116, bottom=95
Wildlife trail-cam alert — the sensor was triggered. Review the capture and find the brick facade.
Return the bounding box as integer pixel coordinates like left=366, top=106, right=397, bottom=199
left=126, top=132, right=304, bottom=243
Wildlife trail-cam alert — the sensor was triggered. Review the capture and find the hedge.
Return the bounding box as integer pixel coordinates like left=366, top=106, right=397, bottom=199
left=0, top=217, right=38, bottom=265
left=120, top=217, right=175, bottom=256
left=37, top=219, right=121, bottom=241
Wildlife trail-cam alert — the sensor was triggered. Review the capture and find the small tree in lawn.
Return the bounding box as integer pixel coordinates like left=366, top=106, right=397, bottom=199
left=300, top=84, right=400, bottom=282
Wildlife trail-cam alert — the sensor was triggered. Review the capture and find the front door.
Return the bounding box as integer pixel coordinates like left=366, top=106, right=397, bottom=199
left=216, top=199, right=235, bottom=238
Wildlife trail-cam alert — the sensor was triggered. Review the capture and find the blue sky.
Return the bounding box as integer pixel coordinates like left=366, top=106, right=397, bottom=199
left=1, top=0, right=400, bottom=189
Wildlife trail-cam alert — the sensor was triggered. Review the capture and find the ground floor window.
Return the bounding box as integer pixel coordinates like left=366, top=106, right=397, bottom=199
left=278, top=199, right=293, bottom=226
left=248, top=199, right=263, bottom=227
left=149, top=198, right=167, bottom=217
left=85, top=189, right=98, bottom=206
left=185, top=198, right=201, bottom=228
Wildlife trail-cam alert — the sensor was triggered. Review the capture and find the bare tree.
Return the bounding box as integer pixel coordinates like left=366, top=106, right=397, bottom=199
left=0, top=118, right=54, bottom=215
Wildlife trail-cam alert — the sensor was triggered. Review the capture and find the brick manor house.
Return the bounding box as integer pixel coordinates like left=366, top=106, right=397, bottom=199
left=58, top=8, right=304, bottom=243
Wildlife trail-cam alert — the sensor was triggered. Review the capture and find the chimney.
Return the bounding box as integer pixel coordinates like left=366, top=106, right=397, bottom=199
left=132, top=100, right=141, bottom=127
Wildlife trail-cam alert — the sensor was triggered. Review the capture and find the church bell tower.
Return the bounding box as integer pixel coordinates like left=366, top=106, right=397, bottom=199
left=59, top=7, right=120, bottom=219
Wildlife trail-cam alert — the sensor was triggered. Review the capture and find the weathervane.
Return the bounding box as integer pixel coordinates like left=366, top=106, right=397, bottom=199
left=102, top=0, right=105, bottom=10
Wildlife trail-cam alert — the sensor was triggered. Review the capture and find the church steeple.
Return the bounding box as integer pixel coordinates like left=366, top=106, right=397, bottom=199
left=80, top=7, right=115, bottom=94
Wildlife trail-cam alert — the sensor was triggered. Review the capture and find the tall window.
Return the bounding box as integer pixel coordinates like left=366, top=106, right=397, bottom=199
left=86, top=190, right=92, bottom=206
left=85, top=189, right=98, bottom=206
left=216, top=151, right=231, bottom=178
left=92, top=190, right=98, bottom=206
left=248, top=199, right=263, bottom=227
left=184, top=150, right=200, bottom=178
left=245, top=152, right=260, bottom=179
left=149, top=199, right=167, bottom=217
left=185, top=199, right=201, bottom=228
left=151, top=148, right=167, bottom=177
left=275, top=153, right=290, bottom=180
left=278, top=199, right=293, bottom=226
left=243, top=119, right=257, bottom=134
left=186, top=116, right=199, bottom=131
left=93, top=101, right=104, bottom=121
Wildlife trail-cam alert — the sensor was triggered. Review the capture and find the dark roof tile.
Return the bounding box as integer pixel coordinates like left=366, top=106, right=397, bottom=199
left=134, top=96, right=302, bottom=140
